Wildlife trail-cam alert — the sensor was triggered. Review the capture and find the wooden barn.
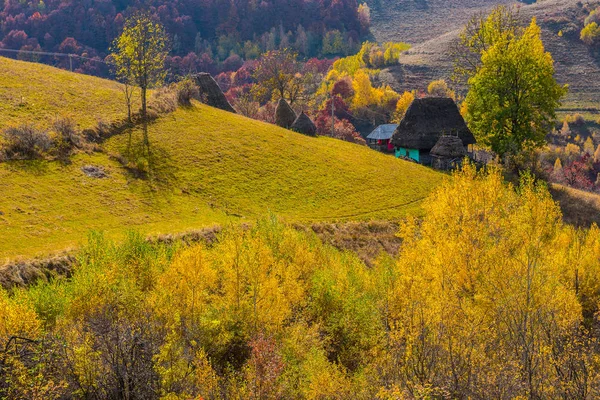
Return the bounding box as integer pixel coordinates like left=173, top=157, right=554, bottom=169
left=391, top=97, right=476, bottom=165
left=366, top=124, right=398, bottom=153
left=430, top=135, right=467, bottom=170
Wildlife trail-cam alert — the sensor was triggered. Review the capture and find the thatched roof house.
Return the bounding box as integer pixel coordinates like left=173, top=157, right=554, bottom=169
left=291, top=112, right=317, bottom=136
left=392, top=97, right=475, bottom=164
left=430, top=135, right=467, bottom=170
left=193, top=73, right=236, bottom=113
left=275, top=98, right=297, bottom=129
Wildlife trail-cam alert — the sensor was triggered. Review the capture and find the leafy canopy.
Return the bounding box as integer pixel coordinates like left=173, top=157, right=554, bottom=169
left=453, top=5, right=520, bottom=83
left=111, top=12, right=169, bottom=90
left=464, top=18, right=567, bottom=157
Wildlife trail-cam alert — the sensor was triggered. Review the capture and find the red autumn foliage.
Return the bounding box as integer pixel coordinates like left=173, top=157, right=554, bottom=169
left=246, top=334, right=285, bottom=399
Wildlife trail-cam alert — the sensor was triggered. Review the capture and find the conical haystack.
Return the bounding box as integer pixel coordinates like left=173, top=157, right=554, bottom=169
left=275, top=98, right=297, bottom=129
left=291, top=112, right=317, bottom=137
left=193, top=73, right=236, bottom=113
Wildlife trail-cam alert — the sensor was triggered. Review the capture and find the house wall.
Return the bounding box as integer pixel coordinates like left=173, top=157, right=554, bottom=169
left=432, top=156, right=463, bottom=171
left=395, top=147, right=420, bottom=162
left=368, top=139, right=393, bottom=153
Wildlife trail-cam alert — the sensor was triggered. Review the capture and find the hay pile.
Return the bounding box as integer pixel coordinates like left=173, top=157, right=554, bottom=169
left=194, top=73, right=236, bottom=113
left=291, top=111, right=317, bottom=136
left=275, top=98, right=297, bottom=129
left=430, top=135, right=467, bottom=158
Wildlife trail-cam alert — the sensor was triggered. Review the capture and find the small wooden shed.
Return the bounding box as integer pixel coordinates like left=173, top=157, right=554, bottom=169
left=430, top=135, right=467, bottom=170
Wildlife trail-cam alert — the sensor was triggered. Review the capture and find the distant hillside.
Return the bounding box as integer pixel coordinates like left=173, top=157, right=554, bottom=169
left=0, top=58, right=442, bottom=260
left=0, top=0, right=365, bottom=76
left=369, top=0, right=512, bottom=45
left=374, top=0, right=600, bottom=112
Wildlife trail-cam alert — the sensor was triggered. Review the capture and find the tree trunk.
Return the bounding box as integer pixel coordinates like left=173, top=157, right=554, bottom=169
left=141, top=86, right=149, bottom=147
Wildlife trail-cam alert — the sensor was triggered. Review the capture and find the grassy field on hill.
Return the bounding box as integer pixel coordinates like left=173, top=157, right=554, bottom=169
left=0, top=61, right=443, bottom=260
left=0, top=56, right=137, bottom=130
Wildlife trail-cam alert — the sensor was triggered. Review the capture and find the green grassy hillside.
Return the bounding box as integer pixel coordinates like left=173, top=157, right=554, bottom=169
left=0, top=62, right=443, bottom=260
left=0, top=56, right=136, bottom=130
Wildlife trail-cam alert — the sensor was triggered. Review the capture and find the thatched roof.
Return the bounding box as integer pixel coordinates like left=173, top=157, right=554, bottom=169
left=291, top=112, right=317, bottom=136
left=275, top=98, right=297, bottom=129
left=392, top=97, right=475, bottom=150
left=430, top=135, right=467, bottom=158
left=193, top=73, right=236, bottom=113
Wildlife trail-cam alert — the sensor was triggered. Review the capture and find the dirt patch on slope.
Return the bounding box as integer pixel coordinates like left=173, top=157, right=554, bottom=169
left=550, top=184, right=600, bottom=228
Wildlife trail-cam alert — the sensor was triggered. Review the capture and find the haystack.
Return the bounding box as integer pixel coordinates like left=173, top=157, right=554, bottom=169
left=392, top=97, right=475, bottom=150
left=430, top=135, right=467, bottom=170
left=193, top=73, right=236, bottom=113
left=275, top=98, right=297, bottom=128
left=291, top=112, right=317, bottom=136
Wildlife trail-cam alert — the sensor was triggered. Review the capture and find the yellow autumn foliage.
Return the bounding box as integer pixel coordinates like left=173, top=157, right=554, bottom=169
left=0, top=288, right=41, bottom=348
left=4, top=166, right=600, bottom=398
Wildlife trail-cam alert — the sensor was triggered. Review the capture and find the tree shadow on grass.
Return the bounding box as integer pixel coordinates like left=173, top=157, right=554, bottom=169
left=147, top=144, right=179, bottom=189
left=117, top=137, right=180, bottom=203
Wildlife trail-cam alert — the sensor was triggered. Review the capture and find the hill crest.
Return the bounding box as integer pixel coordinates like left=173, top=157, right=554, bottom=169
left=0, top=57, right=442, bottom=260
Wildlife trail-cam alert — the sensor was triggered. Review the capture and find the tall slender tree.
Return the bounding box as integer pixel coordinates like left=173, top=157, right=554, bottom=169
left=112, top=12, right=169, bottom=146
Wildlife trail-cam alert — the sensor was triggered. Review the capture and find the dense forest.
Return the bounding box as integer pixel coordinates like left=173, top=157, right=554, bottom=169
left=0, top=0, right=370, bottom=75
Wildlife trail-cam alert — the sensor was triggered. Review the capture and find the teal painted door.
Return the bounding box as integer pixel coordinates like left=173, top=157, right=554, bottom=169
left=408, top=149, right=420, bottom=162
left=395, top=148, right=407, bottom=158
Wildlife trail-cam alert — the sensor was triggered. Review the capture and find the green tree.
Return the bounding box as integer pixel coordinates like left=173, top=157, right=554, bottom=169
left=111, top=12, right=169, bottom=146
left=452, top=6, right=520, bottom=83
left=464, top=18, right=566, bottom=158
left=581, top=22, right=600, bottom=46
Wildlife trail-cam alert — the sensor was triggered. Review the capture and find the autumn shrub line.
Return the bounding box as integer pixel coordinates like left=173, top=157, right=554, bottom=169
left=148, top=77, right=200, bottom=115
left=3, top=165, right=600, bottom=398
left=0, top=117, right=88, bottom=162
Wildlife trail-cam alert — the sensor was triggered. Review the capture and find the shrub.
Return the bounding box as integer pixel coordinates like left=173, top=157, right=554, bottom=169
left=585, top=8, right=600, bottom=26
left=368, top=49, right=385, bottom=68
left=565, top=113, right=586, bottom=126
left=427, top=79, right=455, bottom=99
left=382, top=42, right=410, bottom=65
left=52, top=117, right=81, bottom=157
left=393, top=91, right=415, bottom=122
left=332, top=77, right=354, bottom=99
left=149, top=86, right=178, bottom=114
left=175, top=77, right=199, bottom=107
left=565, top=142, right=581, bottom=159
left=0, top=125, right=52, bottom=159
left=574, top=114, right=586, bottom=126
left=581, top=22, right=600, bottom=46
